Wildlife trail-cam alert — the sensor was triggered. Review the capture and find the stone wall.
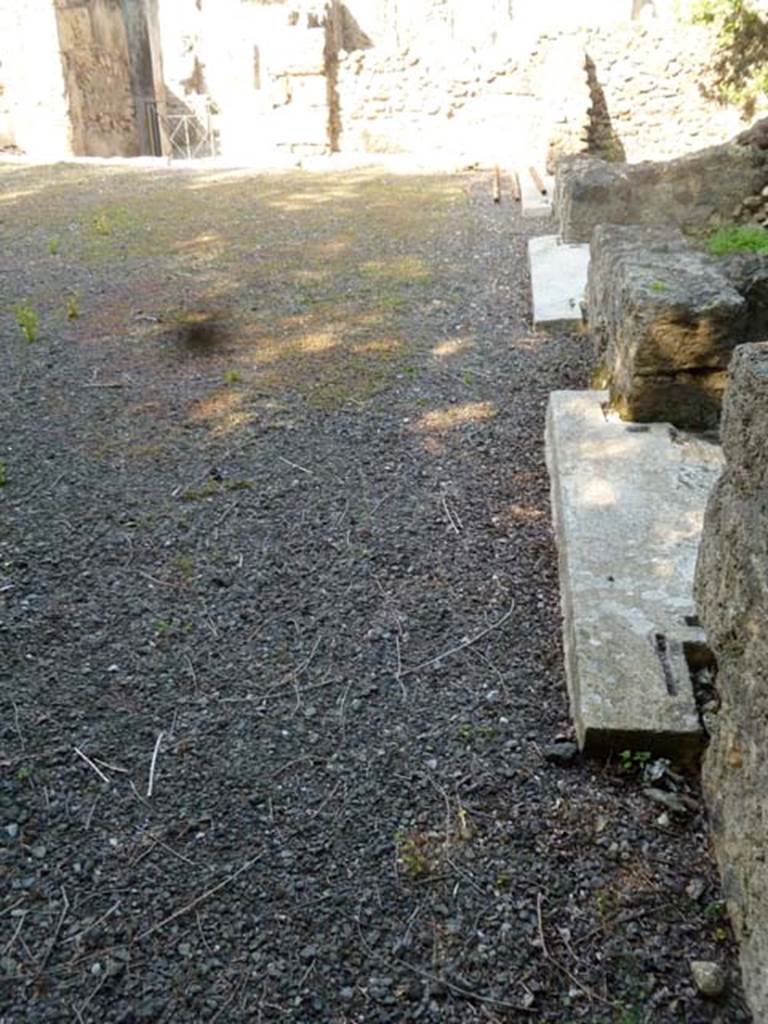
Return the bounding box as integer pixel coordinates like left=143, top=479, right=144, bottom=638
left=336, top=15, right=764, bottom=164
left=0, top=0, right=71, bottom=156
left=695, top=341, right=768, bottom=1024
left=54, top=0, right=140, bottom=157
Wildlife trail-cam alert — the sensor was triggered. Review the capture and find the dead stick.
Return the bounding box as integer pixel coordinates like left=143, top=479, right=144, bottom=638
left=400, top=601, right=515, bottom=678
left=510, top=171, right=521, bottom=203
left=137, top=853, right=264, bottom=943
left=36, top=888, right=69, bottom=976
left=147, top=732, right=164, bottom=798
left=529, top=165, right=547, bottom=196
left=74, top=747, right=110, bottom=785
left=493, top=165, right=501, bottom=204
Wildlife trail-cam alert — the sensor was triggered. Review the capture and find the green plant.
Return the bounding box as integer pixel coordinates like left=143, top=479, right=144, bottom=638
left=172, top=554, right=195, bottom=580
left=93, top=212, right=112, bottom=236
left=650, top=280, right=671, bottom=292
left=0, top=461, right=5, bottom=487
left=619, top=749, right=652, bottom=772
left=706, top=224, right=768, bottom=254
left=48, top=237, right=60, bottom=256
left=223, top=368, right=242, bottom=385
left=14, top=304, right=39, bottom=343
left=66, top=293, right=80, bottom=320
left=688, top=0, right=768, bottom=112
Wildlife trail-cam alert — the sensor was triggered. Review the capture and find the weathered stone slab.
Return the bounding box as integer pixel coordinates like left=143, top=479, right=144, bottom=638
left=695, top=342, right=768, bottom=1024
left=556, top=142, right=768, bottom=244
left=546, top=389, right=722, bottom=757
left=519, top=166, right=553, bottom=218
left=528, top=234, right=589, bottom=331
left=587, top=224, right=747, bottom=429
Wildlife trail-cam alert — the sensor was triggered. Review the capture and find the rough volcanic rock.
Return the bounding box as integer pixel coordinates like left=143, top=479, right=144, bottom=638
left=587, top=224, right=746, bottom=428
left=695, top=341, right=768, bottom=1024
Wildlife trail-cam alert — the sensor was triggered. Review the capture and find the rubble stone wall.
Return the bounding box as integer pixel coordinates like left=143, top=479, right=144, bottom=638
left=53, top=0, right=140, bottom=157
left=695, top=341, right=768, bottom=1024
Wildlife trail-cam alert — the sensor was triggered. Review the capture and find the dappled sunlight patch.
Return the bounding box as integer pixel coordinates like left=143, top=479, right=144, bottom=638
left=360, top=255, right=430, bottom=282
left=187, top=387, right=256, bottom=436
left=415, top=401, right=497, bottom=433
left=503, top=503, right=547, bottom=525
left=299, top=330, right=339, bottom=354
left=432, top=337, right=471, bottom=359
left=353, top=338, right=400, bottom=354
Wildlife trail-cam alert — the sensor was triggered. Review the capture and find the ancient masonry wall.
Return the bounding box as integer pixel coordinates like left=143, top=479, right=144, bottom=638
left=0, top=0, right=71, bottom=155
left=337, top=19, right=762, bottom=164
left=54, top=0, right=140, bottom=158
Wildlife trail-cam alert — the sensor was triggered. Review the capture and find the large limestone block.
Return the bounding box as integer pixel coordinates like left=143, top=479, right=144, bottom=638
left=695, top=342, right=768, bottom=1024
left=557, top=141, right=768, bottom=243
left=555, top=155, right=632, bottom=244
left=587, top=225, right=747, bottom=428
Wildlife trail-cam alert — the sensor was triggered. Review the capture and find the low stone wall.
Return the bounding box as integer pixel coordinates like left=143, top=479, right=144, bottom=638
left=587, top=225, right=749, bottom=428
left=695, top=342, right=768, bottom=1024
left=557, top=140, right=768, bottom=243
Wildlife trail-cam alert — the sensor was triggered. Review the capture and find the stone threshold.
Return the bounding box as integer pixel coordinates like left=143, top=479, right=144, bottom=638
left=545, top=390, right=723, bottom=759
left=528, top=234, right=589, bottom=331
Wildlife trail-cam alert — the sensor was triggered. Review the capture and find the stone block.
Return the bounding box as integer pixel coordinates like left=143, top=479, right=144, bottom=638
left=557, top=141, right=768, bottom=243
left=694, top=341, right=768, bottom=1024
left=587, top=225, right=747, bottom=428
left=546, top=390, right=717, bottom=758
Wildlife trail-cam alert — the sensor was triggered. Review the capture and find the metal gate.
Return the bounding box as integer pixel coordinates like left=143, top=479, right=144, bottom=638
left=144, top=98, right=217, bottom=160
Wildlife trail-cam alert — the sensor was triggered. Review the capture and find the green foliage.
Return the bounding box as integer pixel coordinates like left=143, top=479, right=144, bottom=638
left=66, top=293, right=80, bottom=320
left=48, top=237, right=60, bottom=256
left=689, top=0, right=768, bottom=111
left=92, top=211, right=112, bottom=236
left=14, top=304, right=39, bottom=343
left=707, top=223, right=768, bottom=253
left=0, top=461, right=5, bottom=487
left=619, top=749, right=652, bottom=772
left=223, top=368, right=242, bottom=385
left=650, top=280, right=671, bottom=292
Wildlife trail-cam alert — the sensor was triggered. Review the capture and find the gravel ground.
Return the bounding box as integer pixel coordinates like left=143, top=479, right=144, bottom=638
left=0, top=161, right=750, bottom=1023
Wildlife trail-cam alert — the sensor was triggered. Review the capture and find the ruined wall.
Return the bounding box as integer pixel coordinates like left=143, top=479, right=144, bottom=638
left=695, top=341, right=768, bottom=1024
left=53, top=0, right=141, bottom=157
left=0, top=0, right=71, bottom=156
left=335, top=15, right=763, bottom=164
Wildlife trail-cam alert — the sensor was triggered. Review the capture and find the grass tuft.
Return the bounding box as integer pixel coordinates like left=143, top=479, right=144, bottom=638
left=707, top=224, right=768, bottom=255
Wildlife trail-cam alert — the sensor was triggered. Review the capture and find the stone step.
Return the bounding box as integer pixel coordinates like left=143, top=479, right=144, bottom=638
left=528, top=234, right=589, bottom=331
left=545, top=389, right=723, bottom=759
left=518, top=165, right=553, bottom=218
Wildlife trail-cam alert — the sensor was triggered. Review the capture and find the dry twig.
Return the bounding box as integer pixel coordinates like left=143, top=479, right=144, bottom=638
left=400, top=601, right=515, bottom=678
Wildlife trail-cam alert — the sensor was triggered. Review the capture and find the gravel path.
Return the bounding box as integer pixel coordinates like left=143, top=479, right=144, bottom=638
left=0, top=162, right=749, bottom=1023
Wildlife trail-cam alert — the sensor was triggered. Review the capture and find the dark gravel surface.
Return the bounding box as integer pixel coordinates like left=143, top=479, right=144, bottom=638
left=0, top=162, right=750, bottom=1022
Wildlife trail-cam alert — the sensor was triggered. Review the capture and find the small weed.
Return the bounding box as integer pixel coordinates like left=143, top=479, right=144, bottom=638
left=395, top=830, right=439, bottom=880
left=649, top=280, right=671, bottom=293
left=66, top=293, right=80, bottom=320
left=0, top=461, right=5, bottom=487
left=619, top=749, right=652, bottom=772
left=704, top=899, right=727, bottom=919
left=223, top=369, right=242, bottom=385
left=93, top=212, right=112, bottom=236
left=707, top=224, right=768, bottom=255
left=172, top=554, right=195, bottom=580
left=48, top=237, right=60, bottom=256
left=181, top=479, right=220, bottom=502
left=154, top=618, right=173, bottom=637
left=14, top=304, right=39, bottom=343
left=15, top=765, right=31, bottom=783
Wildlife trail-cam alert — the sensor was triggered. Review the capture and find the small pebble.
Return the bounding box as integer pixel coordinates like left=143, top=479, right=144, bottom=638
left=690, top=960, right=727, bottom=998
left=543, top=741, right=579, bottom=766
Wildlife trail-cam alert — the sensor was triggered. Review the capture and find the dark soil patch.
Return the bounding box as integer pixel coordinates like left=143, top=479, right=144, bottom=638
left=0, top=161, right=750, bottom=1023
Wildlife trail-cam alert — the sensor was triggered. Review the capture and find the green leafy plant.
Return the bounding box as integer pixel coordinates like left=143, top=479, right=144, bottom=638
left=706, top=224, right=768, bottom=254
left=650, top=280, right=671, bottom=293
left=0, top=461, right=5, bottom=487
left=223, top=368, right=242, bottom=385
left=93, top=211, right=112, bottom=236
left=688, top=0, right=768, bottom=112
left=619, top=749, right=652, bottom=772
left=66, top=293, right=80, bottom=320
left=14, top=304, right=39, bottom=343
left=48, top=237, right=60, bottom=255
